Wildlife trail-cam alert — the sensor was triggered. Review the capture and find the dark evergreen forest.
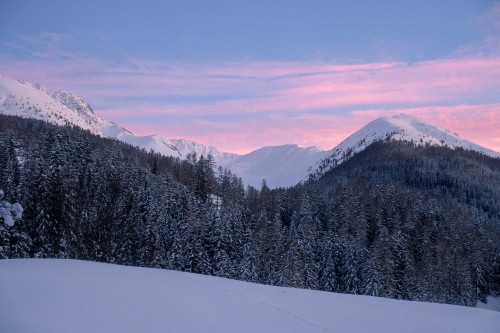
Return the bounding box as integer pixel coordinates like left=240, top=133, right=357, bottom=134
left=1, top=114, right=499, bottom=307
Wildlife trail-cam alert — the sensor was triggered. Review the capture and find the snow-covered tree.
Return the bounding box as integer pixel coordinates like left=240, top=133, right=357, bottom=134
left=0, top=189, right=23, bottom=227
left=1, top=114, right=498, bottom=307
left=0, top=189, right=26, bottom=259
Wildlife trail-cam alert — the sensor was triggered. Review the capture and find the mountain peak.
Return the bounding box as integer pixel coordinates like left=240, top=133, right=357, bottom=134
left=387, top=112, right=419, bottom=120
left=377, top=113, right=497, bottom=155
left=0, top=75, right=235, bottom=164
left=309, top=113, right=500, bottom=181
left=220, top=143, right=329, bottom=188
left=0, top=75, right=111, bottom=136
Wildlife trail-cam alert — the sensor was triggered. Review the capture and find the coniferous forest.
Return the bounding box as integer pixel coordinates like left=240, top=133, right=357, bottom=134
left=1, top=114, right=499, bottom=307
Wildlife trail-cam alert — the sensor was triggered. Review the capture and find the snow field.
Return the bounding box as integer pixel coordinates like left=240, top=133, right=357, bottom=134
left=1, top=259, right=499, bottom=333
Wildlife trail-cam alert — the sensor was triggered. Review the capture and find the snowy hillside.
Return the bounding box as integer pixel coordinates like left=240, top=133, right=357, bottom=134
left=0, top=75, right=234, bottom=164
left=0, top=260, right=498, bottom=333
left=221, top=144, right=329, bottom=188
left=0, top=75, right=114, bottom=135
left=309, top=113, right=500, bottom=181
left=112, top=132, right=236, bottom=165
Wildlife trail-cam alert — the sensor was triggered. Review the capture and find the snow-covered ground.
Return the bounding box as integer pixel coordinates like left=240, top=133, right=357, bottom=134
left=478, top=296, right=500, bottom=312
left=0, top=259, right=498, bottom=333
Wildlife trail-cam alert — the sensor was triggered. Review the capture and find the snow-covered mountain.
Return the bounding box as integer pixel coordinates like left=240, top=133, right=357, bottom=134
left=220, top=144, right=330, bottom=188
left=0, top=75, right=235, bottom=165
left=1, top=259, right=499, bottom=333
left=308, top=113, right=500, bottom=181
left=2, top=75, right=498, bottom=189
left=0, top=75, right=325, bottom=187
left=0, top=76, right=115, bottom=135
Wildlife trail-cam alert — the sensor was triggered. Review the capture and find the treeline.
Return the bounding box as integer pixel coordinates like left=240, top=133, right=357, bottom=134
left=0, top=114, right=499, bottom=307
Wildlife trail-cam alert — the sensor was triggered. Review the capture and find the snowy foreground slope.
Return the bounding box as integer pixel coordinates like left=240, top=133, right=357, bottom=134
left=1, top=260, right=499, bottom=333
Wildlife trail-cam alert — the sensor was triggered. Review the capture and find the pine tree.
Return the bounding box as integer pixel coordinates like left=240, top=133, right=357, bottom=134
left=0, top=188, right=29, bottom=258
left=194, top=155, right=215, bottom=202
left=240, top=240, right=259, bottom=282
left=0, top=137, right=21, bottom=200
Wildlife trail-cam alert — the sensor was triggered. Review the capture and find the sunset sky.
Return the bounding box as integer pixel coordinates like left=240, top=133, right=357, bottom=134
left=1, top=0, right=499, bottom=154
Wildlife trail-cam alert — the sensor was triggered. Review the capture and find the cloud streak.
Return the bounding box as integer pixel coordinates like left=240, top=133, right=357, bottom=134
left=0, top=32, right=499, bottom=153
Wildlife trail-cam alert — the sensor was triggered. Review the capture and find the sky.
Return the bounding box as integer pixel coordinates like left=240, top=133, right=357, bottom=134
left=1, top=0, right=499, bottom=154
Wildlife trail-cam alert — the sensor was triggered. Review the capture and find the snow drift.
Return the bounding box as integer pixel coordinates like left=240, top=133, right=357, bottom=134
left=0, top=259, right=498, bottom=333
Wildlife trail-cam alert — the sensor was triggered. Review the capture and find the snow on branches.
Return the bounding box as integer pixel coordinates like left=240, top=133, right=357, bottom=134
left=0, top=189, right=23, bottom=227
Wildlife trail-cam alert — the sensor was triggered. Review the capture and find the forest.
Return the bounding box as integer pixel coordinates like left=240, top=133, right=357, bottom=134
left=1, top=114, right=499, bottom=307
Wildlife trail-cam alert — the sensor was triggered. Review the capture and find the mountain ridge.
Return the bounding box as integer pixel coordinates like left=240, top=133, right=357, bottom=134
left=0, top=75, right=236, bottom=164
left=1, top=75, right=498, bottom=188
left=308, top=113, right=500, bottom=181
left=0, top=75, right=328, bottom=187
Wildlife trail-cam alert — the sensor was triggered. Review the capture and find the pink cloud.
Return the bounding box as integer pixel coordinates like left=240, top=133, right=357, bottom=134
left=1, top=49, right=499, bottom=154
left=3, top=55, right=499, bottom=114
left=96, top=56, right=500, bottom=120
left=116, top=104, right=499, bottom=154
